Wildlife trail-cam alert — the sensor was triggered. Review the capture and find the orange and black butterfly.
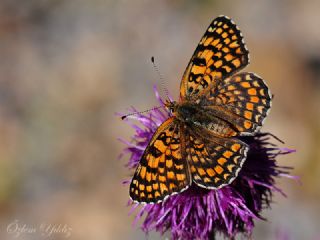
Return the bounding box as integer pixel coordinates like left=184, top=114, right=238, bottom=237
left=129, top=16, right=272, bottom=203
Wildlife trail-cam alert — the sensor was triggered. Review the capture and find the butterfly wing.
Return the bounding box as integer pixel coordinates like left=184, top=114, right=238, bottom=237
left=201, top=72, right=272, bottom=135
left=180, top=16, right=249, bottom=101
left=129, top=117, right=191, bottom=203
left=185, top=126, right=249, bottom=189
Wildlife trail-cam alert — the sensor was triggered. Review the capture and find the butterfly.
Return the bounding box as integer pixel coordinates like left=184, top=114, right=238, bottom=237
left=129, top=16, right=272, bottom=203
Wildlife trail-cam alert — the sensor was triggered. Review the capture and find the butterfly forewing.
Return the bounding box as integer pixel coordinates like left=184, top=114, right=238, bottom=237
left=180, top=16, right=249, bottom=101
left=129, top=117, right=191, bottom=203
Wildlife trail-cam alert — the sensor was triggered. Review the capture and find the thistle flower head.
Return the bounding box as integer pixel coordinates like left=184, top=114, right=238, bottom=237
left=120, top=86, right=295, bottom=239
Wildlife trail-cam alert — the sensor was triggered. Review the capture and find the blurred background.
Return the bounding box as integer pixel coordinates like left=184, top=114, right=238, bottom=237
left=0, top=0, right=319, bottom=239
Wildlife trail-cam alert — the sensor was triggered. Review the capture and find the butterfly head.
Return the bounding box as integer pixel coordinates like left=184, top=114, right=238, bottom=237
left=164, top=99, right=178, bottom=115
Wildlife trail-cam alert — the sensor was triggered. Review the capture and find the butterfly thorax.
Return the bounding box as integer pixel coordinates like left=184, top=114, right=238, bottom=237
left=174, top=102, right=200, bottom=123
left=166, top=100, right=237, bottom=137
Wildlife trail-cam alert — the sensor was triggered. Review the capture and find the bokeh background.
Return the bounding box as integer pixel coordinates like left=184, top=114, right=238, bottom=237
left=0, top=0, right=319, bottom=239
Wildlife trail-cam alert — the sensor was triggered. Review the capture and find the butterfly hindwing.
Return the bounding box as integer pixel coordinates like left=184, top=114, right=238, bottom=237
left=129, top=117, right=191, bottom=203
left=185, top=127, right=248, bottom=189
left=201, top=72, right=272, bottom=135
left=180, top=16, right=249, bottom=101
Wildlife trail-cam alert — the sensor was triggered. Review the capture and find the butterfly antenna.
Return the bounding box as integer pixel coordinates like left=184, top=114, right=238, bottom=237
left=121, top=106, right=165, bottom=120
left=151, top=56, right=170, bottom=102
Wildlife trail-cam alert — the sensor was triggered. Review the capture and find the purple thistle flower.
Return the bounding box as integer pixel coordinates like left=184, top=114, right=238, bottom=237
left=120, top=86, right=296, bottom=239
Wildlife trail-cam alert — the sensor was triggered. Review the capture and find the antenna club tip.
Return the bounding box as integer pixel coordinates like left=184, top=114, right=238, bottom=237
left=151, top=56, right=155, bottom=63
left=121, top=116, right=127, bottom=120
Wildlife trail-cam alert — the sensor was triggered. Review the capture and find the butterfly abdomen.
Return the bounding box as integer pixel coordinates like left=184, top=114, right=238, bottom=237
left=176, top=102, right=237, bottom=137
